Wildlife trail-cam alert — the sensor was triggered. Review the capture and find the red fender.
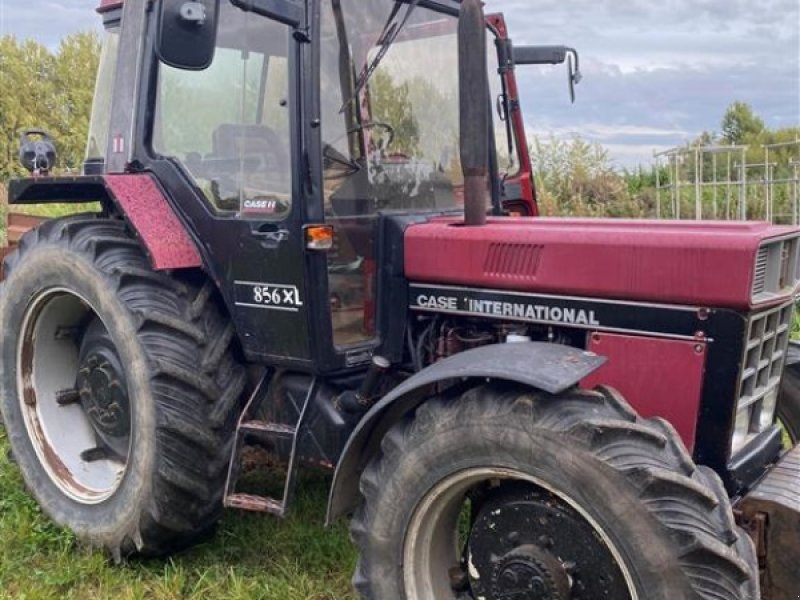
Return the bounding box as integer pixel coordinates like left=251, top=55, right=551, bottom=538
left=104, top=174, right=202, bottom=271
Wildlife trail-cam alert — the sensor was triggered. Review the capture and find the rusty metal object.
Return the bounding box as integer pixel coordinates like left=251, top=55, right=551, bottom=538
left=737, top=443, right=800, bottom=600
left=225, top=493, right=284, bottom=514
left=458, top=0, right=489, bottom=227
left=1, top=213, right=46, bottom=279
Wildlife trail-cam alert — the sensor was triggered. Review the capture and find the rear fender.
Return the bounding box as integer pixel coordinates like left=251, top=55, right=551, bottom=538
left=326, top=342, right=606, bottom=523
left=8, top=174, right=202, bottom=271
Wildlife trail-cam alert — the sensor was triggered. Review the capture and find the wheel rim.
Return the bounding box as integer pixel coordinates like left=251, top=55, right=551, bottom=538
left=17, top=288, right=131, bottom=505
left=403, top=468, right=638, bottom=600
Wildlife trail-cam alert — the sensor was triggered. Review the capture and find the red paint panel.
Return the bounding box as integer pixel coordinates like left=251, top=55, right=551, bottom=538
left=97, top=0, right=122, bottom=12
left=583, top=333, right=707, bottom=451
left=105, top=174, right=202, bottom=271
left=405, top=217, right=799, bottom=310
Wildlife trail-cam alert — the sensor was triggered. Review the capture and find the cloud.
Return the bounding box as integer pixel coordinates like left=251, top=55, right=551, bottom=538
left=494, top=0, right=799, bottom=166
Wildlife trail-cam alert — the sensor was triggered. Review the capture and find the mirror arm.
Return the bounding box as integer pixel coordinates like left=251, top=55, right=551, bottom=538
left=229, top=0, right=303, bottom=28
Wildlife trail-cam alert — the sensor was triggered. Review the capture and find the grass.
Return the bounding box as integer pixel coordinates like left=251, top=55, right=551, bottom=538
left=0, top=429, right=357, bottom=600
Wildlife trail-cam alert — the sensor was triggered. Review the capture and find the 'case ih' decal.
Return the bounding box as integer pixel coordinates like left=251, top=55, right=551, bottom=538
left=234, top=281, right=304, bottom=312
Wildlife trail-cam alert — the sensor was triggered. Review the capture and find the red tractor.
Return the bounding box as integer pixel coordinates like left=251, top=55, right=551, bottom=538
left=2, top=0, right=799, bottom=598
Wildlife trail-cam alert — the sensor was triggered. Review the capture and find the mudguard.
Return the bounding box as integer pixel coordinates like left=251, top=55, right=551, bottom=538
left=8, top=174, right=202, bottom=271
left=326, top=342, right=606, bottom=523
left=104, top=174, right=202, bottom=270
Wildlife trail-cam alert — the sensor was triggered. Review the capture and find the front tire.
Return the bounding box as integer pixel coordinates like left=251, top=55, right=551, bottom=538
left=0, top=216, right=246, bottom=557
left=778, top=343, right=800, bottom=445
left=351, top=384, right=758, bottom=599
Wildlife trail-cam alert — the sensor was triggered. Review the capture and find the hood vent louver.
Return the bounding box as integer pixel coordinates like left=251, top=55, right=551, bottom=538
left=483, top=243, right=544, bottom=281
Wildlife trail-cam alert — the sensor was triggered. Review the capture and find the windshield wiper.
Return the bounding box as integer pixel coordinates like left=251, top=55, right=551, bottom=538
left=339, top=0, right=420, bottom=114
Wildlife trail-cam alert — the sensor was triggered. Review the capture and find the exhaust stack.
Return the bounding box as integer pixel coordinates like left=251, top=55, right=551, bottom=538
left=459, top=0, right=489, bottom=227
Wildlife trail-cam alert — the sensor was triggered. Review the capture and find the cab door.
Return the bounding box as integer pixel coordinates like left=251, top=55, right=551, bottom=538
left=142, top=1, right=316, bottom=367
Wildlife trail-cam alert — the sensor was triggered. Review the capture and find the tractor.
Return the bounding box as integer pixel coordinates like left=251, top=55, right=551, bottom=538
left=1, top=0, right=800, bottom=598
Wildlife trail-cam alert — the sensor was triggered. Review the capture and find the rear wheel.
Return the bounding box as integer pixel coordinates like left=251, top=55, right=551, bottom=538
left=351, top=384, right=758, bottom=599
left=0, top=216, right=246, bottom=557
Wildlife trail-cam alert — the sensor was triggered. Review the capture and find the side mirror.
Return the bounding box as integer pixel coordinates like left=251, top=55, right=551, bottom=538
left=513, top=45, right=568, bottom=66
left=513, top=45, right=583, bottom=104
left=156, top=0, right=220, bottom=71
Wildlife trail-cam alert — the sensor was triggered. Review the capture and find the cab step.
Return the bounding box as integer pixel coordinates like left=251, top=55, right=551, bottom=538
left=225, top=493, right=285, bottom=515
left=223, top=374, right=316, bottom=517
left=239, top=421, right=296, bottom=438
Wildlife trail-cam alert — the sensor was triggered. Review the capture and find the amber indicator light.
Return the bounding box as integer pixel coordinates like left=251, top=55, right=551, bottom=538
left=305, top=225, right=335, bottom=251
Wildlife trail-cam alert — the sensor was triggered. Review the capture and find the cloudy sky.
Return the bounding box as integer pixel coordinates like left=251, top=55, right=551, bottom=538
left=1, top=0, right=798, bottom=167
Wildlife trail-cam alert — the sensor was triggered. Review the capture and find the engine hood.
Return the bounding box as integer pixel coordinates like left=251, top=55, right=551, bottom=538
left=404, top=217, right=800, bottom=310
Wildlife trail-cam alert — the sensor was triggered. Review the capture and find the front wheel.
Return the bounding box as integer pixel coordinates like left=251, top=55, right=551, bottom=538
left=778, top=343, right=800, bottom=445
left=351, top=385, right=758, bottom=599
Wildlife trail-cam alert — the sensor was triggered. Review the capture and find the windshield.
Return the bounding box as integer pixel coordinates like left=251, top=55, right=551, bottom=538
left=320, top=0, right=511, bottom=216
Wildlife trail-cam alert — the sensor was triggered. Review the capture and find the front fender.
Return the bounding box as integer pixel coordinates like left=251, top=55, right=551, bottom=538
left=326, top=342, right=606, bottom=523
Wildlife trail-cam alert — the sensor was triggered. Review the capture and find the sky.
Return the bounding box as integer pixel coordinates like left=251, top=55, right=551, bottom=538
left=1, top=0, right=798, bottom=168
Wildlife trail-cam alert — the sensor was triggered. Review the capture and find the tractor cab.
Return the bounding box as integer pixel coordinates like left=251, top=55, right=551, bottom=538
left=80, top=0, right=548, bottom=373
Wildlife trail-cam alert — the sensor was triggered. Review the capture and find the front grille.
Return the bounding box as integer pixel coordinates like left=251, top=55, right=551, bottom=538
left=739, top=301, right=793, bottom=408
left=752, top=236, right=800, bottom=303
left=732, top=300, right=794, bottom=452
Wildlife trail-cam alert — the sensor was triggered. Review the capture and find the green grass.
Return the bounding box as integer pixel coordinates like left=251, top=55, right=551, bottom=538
left=0, top=430, right=357, bottom=600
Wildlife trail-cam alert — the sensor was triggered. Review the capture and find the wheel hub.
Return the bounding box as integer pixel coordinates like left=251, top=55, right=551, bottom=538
left=490, top=544, right=570, bottom=599
left=77, top=322, right=131, bottom=458
left=467, top=483, right=629, bottom=599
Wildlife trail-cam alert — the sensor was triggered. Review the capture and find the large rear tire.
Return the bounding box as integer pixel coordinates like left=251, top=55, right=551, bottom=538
left=0, top=216, right=246, bottom=557
left=351, top=384, right=759, bottom=599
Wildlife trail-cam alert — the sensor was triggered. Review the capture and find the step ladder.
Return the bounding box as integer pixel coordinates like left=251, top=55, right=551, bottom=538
left=223, top=374, right=316, bottom=517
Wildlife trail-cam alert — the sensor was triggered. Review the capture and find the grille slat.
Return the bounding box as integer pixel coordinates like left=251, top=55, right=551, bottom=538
left=752, top=246, right=770, bottom=296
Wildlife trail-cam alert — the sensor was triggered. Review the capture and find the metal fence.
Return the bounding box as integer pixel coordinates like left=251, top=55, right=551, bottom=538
left=654, top=140, right=800, bottom=224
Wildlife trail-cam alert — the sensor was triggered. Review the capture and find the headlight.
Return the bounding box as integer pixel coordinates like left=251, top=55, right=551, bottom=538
left=758, top=388, right=779, bottom=431
left=732, top=407, right=753, bottom=452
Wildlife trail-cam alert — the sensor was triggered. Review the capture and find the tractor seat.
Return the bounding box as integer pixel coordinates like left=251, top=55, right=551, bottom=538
left=214, top=124, right=287, bottom=173
left=209, top=124, right=291, bottom=206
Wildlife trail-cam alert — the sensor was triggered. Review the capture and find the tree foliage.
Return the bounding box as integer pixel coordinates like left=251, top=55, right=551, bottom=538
left=532, top=102, right=798, bottom=219
left=532, top=136, right=646, bottom=218
left=720, top=101, right=766, bottom=145
left=0, top=33, right=100, bottom=181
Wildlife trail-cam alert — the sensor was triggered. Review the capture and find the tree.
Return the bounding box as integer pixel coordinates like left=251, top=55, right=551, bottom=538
left=0, top=33, right=100, bottom=181
left=531, top=136, right=644, bottom=218
left=720, top=101, right=765, bottom=145
left=369, top=70, right=420, bottom=156
left=52, top=32, right=102, bottom=172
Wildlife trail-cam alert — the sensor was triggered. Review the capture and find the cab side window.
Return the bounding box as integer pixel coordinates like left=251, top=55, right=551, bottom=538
left=153, top=4, right=292, bottom=220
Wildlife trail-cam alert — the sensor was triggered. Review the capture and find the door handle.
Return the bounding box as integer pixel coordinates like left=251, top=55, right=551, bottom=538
left=253, top=224, right=290, bottom=243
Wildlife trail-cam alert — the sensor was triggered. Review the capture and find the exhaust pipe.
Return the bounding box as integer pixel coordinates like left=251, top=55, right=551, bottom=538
left=459, top=0, right=489, bottom=227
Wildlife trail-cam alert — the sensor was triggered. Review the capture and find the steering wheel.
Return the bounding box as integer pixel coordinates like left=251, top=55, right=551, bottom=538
left=347, top=121, right=395, bottom=150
